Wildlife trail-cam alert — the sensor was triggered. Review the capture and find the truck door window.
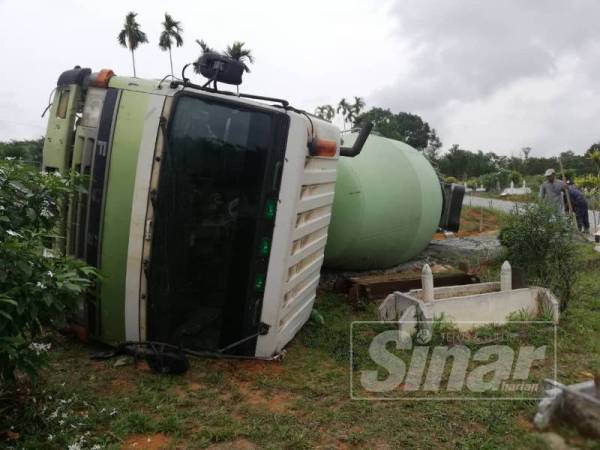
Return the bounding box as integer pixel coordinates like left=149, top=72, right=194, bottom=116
left=148, top=95, right=276, bottom=352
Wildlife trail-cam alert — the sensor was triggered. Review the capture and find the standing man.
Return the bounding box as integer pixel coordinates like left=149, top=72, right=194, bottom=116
left=566, top=181, right=590, bottom=233
left=539, top=168, right=565, bottom=213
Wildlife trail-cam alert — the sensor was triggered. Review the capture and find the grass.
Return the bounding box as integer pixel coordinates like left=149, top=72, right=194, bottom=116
left=2, top=245, right=600, bottom=449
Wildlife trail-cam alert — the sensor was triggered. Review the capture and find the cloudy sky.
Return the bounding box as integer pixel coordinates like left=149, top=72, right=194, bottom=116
left=1, top=0, right=599, bottom=156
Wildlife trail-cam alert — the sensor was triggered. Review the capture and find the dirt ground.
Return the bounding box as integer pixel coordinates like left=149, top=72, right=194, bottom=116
left=434, top=206, right=504, bottom=239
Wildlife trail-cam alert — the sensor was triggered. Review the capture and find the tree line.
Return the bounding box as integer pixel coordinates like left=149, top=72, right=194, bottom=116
left=437, top=144, right=600, bottom=181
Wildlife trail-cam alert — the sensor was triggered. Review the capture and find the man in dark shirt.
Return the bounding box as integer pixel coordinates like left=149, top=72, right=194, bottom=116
left=566, top=181, right=590, bottom=233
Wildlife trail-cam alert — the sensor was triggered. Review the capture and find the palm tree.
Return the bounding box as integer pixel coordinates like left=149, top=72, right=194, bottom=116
left=337, top=98, right=351, bottom=130
left=224, top=41, right=254, bottom=73
left=315, top=105, right=335, bottom=121
left=193, top=39, right=215, bottom=77
left=158, top=13, right=183, bottom=76
left=118, top=12, right=148, bottom=77
left=195, top=39, right=214, bottom=54
left=350, top=97, right=365, bottom=125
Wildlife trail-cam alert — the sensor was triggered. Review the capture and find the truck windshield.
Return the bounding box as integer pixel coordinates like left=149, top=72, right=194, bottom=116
left=148, top=95, right=280, bottom=353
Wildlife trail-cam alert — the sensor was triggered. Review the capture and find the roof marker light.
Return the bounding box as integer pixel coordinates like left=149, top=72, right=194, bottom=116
left=91, top=69, right=115, bottom=88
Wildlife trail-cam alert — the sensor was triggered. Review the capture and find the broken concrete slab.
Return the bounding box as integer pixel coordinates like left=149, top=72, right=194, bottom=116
left=535, top=379, right=600, bottom=438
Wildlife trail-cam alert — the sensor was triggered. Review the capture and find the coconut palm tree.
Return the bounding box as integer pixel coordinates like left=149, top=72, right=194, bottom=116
left=315, top=105, right=335, bottom=121
left=118, top=12, right=148, bottom=77
left=158, top=13, right=183, bottom=77
left=224, top=41, right=254, bottom=73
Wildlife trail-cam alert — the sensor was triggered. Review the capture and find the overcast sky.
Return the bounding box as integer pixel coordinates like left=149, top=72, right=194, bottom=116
left=1, top=0, right=598, bottom=156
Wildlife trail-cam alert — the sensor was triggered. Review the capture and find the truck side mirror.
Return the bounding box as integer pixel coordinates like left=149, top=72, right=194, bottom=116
left=340, top=122, right=373, bottom=157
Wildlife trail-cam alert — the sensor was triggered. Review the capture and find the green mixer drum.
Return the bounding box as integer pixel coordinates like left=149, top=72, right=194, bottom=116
left=324, top=133, right=443, bottom=270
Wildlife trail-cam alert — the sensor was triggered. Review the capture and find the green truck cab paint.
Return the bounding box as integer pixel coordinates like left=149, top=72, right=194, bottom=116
left=99, top=90, right=154, bottom=344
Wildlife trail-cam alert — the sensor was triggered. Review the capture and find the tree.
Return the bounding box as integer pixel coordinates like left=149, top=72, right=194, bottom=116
left=337, top=98, right=352, bottom=129
left=437, top=144, right=497, bottom=180
left=314, top=105, right=335, bottom=121
left=585, top=142, right=600, bottom=158
left=424, top=128, right=442, bottom=162
left=510, top=170, right=522, bottom=185
left=521, top=146, right=532, bottom=161
left=0, top=138, right=43, bottom=165
left=224, top=41, right=254, bottom=73
left=354, top=108, right=432, bottom=150
left=195, top=39, right=214, bottom=54
left=349, top=97, right=365, bottom=126
left=589, top=150, right=600, bottom=177
left=117, top=12, right=148, bottom=77
left=158, top=13, right=183, bottom=77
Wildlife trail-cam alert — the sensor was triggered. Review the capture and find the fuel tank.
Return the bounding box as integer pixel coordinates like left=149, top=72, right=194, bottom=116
left=324, top=133, right=443, bottom=270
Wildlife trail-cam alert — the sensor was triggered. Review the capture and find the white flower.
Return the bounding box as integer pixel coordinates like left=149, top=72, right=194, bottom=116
left=109, top=408, right=117, bottom=416
left=5, top=157, right=15, bottom=161
left=41, top=208, right=53, bottom=218
left=29, top=342, right=51, bottom=355
left=36, top=282, right=46, bottom=289
left=6, top=229, right=21, bottom=237
left=48, top=434, right=54, bottom=441
left=67, top=443, right=82, bottom=450
left=46, top=270, right=54, bottom=278
left=91, top=445, right=101, bottom=450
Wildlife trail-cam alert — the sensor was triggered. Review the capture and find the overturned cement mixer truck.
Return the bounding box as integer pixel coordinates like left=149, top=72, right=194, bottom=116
left=41, top=54, right=463, bottom=365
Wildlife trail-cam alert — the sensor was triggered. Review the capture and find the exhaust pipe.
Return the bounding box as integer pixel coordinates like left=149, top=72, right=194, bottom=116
left=340, top=122, right=373, bottom=157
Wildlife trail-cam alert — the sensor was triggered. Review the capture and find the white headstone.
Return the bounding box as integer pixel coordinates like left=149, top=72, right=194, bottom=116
left=501, top=260, right=512, bottom=291
left=422, top=264, right=434, bottom=303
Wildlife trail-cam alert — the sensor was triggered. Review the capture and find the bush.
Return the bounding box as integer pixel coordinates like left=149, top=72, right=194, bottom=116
left=478, top=170, right=511, bottom=192
left=574, top=174, right=600, bottom=190
left=510, top=170, right=522, bottom=185
left=465, top=178, right=479, bottom=189
left=0, top=161, right=96, bottom=382
left=499, top=202, right=577, bottom=311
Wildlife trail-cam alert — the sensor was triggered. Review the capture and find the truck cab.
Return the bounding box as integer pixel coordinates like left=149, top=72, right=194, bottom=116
left=42, top=66, right=367, bottom=358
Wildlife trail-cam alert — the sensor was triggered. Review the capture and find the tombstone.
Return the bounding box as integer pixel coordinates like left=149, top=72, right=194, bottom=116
left=501, top=261, right=512, bottom=291
left=421, top=264, right=434, bottom=303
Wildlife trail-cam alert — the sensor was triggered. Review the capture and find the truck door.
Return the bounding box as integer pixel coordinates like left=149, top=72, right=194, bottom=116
left=148, top=94, right=288, bottom=355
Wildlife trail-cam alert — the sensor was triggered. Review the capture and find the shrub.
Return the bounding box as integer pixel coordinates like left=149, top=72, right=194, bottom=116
left=510, top=170, right=522, bottom=185
left=478, top=170, right=511, bottom=192
left=574, top=174, right=600, bottom=190
left=499, top=202, right=577, bottom=311
left=0, top=161, right=97, bottom=382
